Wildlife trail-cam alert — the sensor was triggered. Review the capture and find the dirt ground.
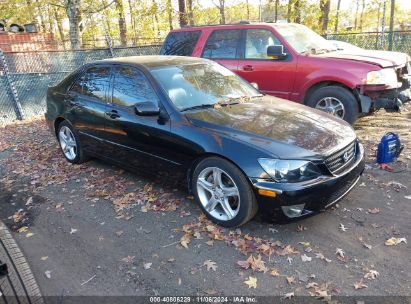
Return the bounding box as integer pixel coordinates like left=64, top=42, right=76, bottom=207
left=0, top=106, right=410, bottom=301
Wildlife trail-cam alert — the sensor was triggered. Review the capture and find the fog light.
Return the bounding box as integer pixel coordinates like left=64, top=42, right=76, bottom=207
left=281, top=204, right=305, bottom=218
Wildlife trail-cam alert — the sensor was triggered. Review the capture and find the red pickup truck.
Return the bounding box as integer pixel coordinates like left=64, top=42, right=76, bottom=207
left=160, top=22, right=411, bottom=123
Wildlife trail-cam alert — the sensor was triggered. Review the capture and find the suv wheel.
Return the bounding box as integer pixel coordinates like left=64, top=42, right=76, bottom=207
left=192, top=157, right=258, bottom=227
left=307, top=86, right=359, bottom=124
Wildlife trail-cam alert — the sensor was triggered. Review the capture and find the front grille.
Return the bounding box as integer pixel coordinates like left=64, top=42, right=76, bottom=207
left=325, top=141, right=357, bottom=174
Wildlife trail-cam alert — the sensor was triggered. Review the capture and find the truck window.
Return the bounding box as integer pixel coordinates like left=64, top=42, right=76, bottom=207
left=160, top=31, right=201, bottom=56
left=202, top=29, right=241, bottom=59
left=245, top=29, right=282, bottom=59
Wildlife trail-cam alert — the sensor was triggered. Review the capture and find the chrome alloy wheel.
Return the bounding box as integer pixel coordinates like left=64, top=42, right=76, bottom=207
left=315, top=97, right=345, bottom=119
left=196, top=167, right=240, bottom=221
left=58, top=126, right=77, bottom=160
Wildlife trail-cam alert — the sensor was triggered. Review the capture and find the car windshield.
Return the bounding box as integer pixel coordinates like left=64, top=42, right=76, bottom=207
left=150, top=61, right=261, bottom=111
left=274, top=23, right=337, bottom=54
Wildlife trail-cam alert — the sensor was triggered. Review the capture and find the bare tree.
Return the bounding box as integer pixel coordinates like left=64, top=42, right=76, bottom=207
left=115, top=0, right=127, bottom=46
left=354, top=0, right=359, bottom=30
left=319, top=0, right=331, bottom=33
left=187, top=0, right=194, bottom=26
left=166, top=0, right=173, bottom=30
left=359, top=0, right=366, bottom=31
left=213, top=0, right=226, bottom=24
left=178, top=0, right=188, bottom=27
left=334, top=0, right=342, bottom=32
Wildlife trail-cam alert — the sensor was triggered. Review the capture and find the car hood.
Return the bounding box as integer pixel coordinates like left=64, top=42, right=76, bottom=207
left=319, top=50, right=409, bottom=68
left=185, top=96, right=356, bottom=159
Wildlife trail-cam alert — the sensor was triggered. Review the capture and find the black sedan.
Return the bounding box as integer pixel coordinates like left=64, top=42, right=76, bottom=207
left=45, top=56, right=364, bottom=227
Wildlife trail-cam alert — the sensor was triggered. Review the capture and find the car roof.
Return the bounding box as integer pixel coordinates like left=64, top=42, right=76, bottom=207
left=169, top=22, right=301, bottom=32
left=96, top=55, right=210, bottom=69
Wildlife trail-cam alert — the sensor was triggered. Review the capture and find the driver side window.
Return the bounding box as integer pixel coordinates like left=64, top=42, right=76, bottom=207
left=245, top=29, right=282, bottom=59
left=112, top=67, right=159, bottom=107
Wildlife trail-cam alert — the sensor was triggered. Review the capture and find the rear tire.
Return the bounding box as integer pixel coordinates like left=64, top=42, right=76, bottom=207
left=306, top=86, right=359, bottom=124
left=192, top=157, right=258, bottom=227
left=57, top=120, right=88, bottom=164
left=0, top=221, right=44, bottom=304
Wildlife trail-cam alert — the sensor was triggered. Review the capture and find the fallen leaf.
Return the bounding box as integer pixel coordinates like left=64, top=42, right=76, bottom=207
left=283, top=292, right=294, bottom=299
left=385, top=237, right=407, bottom=246
left=206, top=240, right=214, bottom=246
left=26, top=197, right=33, bottom=206
left=203, top=260, right=217, bottom=271
left=306, top=282, right=318, bottom=289
left=301, top=254, right=312, bottom=262
left=26, top=232, right=34, bottom=238
left=140, top=261, right=151, bottom=270
left=121, top=256, right=135, bottom=263
left=115, top=230, right=124, bottom=237
left=205, top=289, right=217, bottom=295
left=404, top=195, right=411, bottom=200
left=367, top=208, right=380, bottom=214
left=40, top=256, right=48, bottom=261
left=178, top=278, right=181, bottom=285
left=17, top=226, right=29, bottom=233
left=70, top=228, right=77, bottom=234
left=354, top=278, right=368, bottom=289
left=180, top=234, right=191, bottom=249
left=339, top=223, right=348, bottom=232
left=244, top=276, right=257, bottom=289
left=44, top=270, right=51, bottom=279
left=270, top=267, right=279, bottom=277
left=364, top=269, right=379, bottom=280
left=167, top=257, right=175, bottom=262
left=336, top=248, right=345, bottom=259
left=286, top=276, right=296, bottom=285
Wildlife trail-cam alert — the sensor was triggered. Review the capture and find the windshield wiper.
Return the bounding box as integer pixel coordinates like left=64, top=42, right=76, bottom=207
left=180, top=104, right=215, bottom=112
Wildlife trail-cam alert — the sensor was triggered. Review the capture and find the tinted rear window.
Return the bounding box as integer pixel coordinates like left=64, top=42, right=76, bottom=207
left=160, top=31, right=201, bottom=56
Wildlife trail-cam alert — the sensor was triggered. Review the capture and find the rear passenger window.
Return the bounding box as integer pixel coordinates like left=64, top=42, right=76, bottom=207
left=82, top=67, right=111, bottom=101
left=202, top=30, right=241, bottom=59
left=160, top=31, right=201, bottom=56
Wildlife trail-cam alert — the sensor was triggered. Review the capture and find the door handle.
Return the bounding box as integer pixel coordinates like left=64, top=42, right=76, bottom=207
left=242, top=65, right=254, bottom=71
left=105, top=109, right=120, bottom=119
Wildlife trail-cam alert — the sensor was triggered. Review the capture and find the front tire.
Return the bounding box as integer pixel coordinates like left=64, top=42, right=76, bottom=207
left=306, top=86, right=359, bottom=124
left=57, top=121, right=88, bottom=164
left=192, top=157, right=258, bottom=227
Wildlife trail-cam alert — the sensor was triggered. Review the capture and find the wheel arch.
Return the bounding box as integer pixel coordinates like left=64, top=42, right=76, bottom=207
left=186, top=152, right=253, bottom=195
left=303, top=81, right=365, bottom=112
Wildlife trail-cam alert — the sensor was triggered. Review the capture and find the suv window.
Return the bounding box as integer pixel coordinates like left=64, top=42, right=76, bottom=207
left=112, top=67, right=159, bottom=107
left=160, top=31, right=201, bottom=56
left=245, top=29, right=282, bottom=59
left=202, top=29, right=241, bottom=59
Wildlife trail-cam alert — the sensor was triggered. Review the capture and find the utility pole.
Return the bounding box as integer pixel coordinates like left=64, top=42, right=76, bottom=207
left=388, top=0, right=395, bottom=50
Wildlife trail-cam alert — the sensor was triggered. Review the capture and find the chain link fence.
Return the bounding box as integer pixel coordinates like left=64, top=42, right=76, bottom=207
left=0, top=44, right=161, bottom=124
left=327, top=31, right=411, bottom=55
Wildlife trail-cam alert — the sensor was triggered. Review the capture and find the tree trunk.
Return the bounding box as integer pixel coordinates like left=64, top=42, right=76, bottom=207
left=187, top=0, right=194, bottom=26
left=319, top=0, right=331, bottom=33
left=178, top=0, right=188, bottom=27
left=35, top=0, right=47, bottom=32
left=115, top=0, right=127, bottom=46
left=54, top=7, right=65, bottom=43
left=359, top=0, right=365, bottom=31
left=287, top=0, right=293, bottom=23
left=127, top=0, right=137, bottom=43
left=246, top=0, right=250, bottom=20
left=275, top=0, right=279, bottom=22
left=334, top=0, right=341, bottom=32
left=294, top=0, right=301, bottom=23
left=66, top=0, right=82, bottom=49
left=219, top=0, right=225, bottom=24
left=166, top=0, right=173, bottom=30
left=354, top=0, right=359, bottom=30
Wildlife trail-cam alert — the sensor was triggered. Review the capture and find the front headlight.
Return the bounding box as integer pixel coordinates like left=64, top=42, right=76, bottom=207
left=366, top=68, right=398, bottom=86
left=258, top=159, right=322, bottom=183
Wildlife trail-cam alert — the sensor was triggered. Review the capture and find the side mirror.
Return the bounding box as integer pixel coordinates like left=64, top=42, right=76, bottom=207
left=267, top=45, right=287, bottom=59
left=135, top=102, right=160, bottom=116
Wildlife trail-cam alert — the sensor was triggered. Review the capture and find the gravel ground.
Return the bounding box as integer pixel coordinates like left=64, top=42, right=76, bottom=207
left=0, top=106, right=410, bottom=301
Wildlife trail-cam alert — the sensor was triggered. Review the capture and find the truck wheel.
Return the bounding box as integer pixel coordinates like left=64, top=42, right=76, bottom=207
left=306, top=86, right=359, bottom=124
left=0, top=221, right=44, bottom=304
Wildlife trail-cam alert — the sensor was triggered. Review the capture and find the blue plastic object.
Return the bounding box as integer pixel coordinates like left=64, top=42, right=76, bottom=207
left=376, top=132, right=401, bottom=164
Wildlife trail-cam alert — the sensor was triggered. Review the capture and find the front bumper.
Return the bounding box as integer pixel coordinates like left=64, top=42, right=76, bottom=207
left=358, top=72, right=411, bottom=113
left=252, top=143, right=365, bottom=220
